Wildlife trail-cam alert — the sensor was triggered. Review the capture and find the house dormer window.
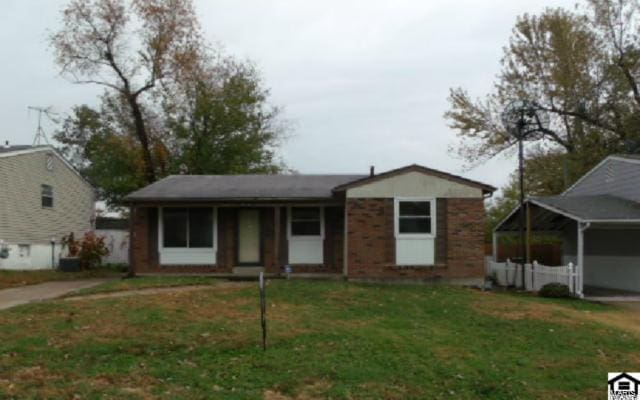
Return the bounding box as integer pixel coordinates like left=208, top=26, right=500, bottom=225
left=41, top=185, right=53, bottom=208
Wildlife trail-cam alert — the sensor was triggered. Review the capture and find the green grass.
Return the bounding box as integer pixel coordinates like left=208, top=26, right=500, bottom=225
left=67, top=276, right=218, bottom=297
left=0, top=280, right=635, bottom=399
left=0, top=266, right=123, bottom=289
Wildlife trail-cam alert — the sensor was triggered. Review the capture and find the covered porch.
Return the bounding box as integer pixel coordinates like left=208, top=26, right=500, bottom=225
left=129, top=202, right=345, bottom=277
left=493, top=195, right=640, bottom=295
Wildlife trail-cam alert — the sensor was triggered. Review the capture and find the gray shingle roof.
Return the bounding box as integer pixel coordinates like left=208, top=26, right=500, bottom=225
left=531, top=195, right=640, bottom=221
left=124, top=174, right=367, bottom=202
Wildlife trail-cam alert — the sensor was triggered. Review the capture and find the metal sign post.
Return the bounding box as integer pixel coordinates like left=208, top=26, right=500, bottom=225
left=259, top=272, right=267, bottom=351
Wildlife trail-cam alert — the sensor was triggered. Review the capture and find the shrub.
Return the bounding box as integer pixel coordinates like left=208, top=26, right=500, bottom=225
left=61, top=232, right=80, bottom=257
left=62, top=232, right=109, bottom=269
left=78, top=232, right=109, bottom=269
left=539, top=283, right=572, bottom=298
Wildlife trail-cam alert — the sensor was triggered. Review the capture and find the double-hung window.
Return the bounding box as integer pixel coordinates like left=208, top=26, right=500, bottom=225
left=288, top=207, right=324, bottom=264
left=160, top=207, right=216, bottom=265
left=290, top=207, right=322, bottom=236
left=394, top=198, right=435, bottom=265
left=41, top=185, right=53, bottom=208
left=397, top=200, right=433, bottom=236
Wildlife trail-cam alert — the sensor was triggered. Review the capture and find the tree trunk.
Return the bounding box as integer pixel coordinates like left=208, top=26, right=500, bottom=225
left=128, top=96, right=156, bottom=183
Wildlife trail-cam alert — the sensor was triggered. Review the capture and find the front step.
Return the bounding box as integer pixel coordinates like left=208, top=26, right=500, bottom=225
left=232, top=267, right=265, bottom=276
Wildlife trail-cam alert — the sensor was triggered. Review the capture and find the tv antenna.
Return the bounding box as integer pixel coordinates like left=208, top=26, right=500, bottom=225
left=28, top=106, right=59, bottom=146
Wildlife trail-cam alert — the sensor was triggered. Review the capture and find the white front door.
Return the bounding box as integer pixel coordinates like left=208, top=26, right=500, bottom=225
left=238, top=209, right=261, bottom=265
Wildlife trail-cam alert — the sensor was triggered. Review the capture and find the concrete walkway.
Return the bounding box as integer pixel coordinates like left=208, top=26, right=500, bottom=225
left=0, top=279, right=113, bottom=310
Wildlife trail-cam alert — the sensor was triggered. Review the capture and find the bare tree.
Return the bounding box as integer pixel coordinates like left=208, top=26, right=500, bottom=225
left=50, top=0, right=203, bottom=183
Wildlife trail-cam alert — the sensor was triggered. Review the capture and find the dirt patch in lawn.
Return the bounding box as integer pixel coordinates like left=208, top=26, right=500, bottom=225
left=474, top=292, right=640, bottom=337
left=264, top=379, right=333, bottom=400
left=64, top=281, right=252, bottom=301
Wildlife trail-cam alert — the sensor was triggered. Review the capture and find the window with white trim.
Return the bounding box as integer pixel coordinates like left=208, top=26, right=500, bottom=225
left=162, top=207, right=214, bottom=248
left=397, top=200, right=433, bottom=235
left=288, top=206, right=324, bottom=264
left=290, top=207, right=322, bottom=237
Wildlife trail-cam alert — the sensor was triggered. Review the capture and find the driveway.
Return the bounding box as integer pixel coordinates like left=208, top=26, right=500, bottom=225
left=0, top=279, right=113, bottom=310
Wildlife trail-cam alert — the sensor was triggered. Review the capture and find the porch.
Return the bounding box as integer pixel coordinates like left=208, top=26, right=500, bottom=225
left=130, top=203, right=345, bottom=277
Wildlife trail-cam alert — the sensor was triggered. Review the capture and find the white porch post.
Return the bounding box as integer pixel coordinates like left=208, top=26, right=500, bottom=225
left=576, top=222, right=589, bottom=298
left=492, top=231, right=499, bottom=262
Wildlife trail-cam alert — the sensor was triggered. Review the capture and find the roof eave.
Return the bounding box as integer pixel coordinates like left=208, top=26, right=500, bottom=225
left=332, top=164, right=496, bottom=194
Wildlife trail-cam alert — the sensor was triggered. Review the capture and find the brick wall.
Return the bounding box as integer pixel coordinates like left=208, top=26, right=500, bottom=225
left=130, top=205, right=343, bottom=274
left=346, top=197, right=485, bottom=280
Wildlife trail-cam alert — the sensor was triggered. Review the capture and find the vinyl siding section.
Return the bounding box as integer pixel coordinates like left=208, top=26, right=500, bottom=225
left=345, top=171, right=483, bottom=198
left=565, top=158, right=640, bottom=202
left=0, top=150, right=94, bottom=244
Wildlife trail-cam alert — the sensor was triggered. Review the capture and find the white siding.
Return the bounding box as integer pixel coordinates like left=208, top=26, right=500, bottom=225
left=0, top=243, right=64, bottom=270
left=563, top=225, right=640, bottom=292
left=0, top=149, right=95, bottom=245
left=346, top=171, right=483, bottom=198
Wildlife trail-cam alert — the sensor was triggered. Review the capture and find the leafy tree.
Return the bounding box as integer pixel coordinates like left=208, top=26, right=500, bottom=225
left=445, top=0, right=640, bottom=235
left=52, top=0, right=286, bottom=208
left=166, top=62, right=284, bottom=175
left=50, top=0, right=205, bottom=184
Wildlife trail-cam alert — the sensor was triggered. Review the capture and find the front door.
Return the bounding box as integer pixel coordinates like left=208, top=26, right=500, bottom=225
left=237, top=209, right=261, bottom=265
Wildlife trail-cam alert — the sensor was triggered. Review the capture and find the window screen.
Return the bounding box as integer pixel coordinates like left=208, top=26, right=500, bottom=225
left=398, top=201, right=432, bottom=234
left=291, top=207, right=321, bottom=236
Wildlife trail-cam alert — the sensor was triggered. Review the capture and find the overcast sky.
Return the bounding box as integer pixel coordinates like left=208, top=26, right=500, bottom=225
left=0, top=0, right=575, bottom=190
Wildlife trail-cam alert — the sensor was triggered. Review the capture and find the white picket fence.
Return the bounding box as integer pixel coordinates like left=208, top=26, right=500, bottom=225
left=487, top=259, right=583, bottom=297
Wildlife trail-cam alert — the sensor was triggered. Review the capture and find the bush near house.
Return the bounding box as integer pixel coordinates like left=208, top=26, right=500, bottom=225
left=539, top=283, right=573, bottom=298
left=62, top=232, right=110, bottom=269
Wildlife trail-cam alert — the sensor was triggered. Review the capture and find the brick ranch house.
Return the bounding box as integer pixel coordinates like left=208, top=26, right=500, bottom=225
left=125, top=165, right=495, bottom=283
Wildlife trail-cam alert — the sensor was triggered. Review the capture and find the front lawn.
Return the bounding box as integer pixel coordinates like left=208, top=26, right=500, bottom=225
left=66, top=275, right=217, bottom=297
left=0, top=267, right=123, bottom=290
left=0, top=280, right=636, bottom=399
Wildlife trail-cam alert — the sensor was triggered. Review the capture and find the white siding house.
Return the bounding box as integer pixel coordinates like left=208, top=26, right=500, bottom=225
left=0, top=145, right=95, bottom=270
left=494, top=155, right=640, bottom=294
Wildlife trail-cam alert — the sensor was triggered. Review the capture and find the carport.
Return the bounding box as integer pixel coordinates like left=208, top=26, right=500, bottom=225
left=493, top=195, right=640, bottom=294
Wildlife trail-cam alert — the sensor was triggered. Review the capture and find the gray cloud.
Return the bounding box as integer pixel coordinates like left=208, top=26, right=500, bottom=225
left=0, top=0, right=575, bottom=190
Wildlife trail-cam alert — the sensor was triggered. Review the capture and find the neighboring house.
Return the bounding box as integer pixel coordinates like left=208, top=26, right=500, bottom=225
left=494, top=154, right=640, bottom=293
left=0, top=144, right=95, bottom=270
left=95, top=216, right=129, bottom=265
left=125, top=164, right=495, bottom=283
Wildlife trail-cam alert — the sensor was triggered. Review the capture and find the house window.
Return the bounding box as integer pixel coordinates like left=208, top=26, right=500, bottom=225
left=290, top=207, right=322, bottom=236
left=162, top=207, right=214, bottom=248
left=288, top=207, right=324, bottom=264
left=394, top=198, right=436, bottom=266
left=41, top=185, right=53, bottom=208
left=397, top=200, right=433, bottom=235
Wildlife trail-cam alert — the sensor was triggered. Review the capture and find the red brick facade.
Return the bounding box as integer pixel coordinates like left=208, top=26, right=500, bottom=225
left=345, top=197, right=485, bottom=281
left=130, top=206, right=343, bottom=274
left=130, top=198, right=484, bottom=282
